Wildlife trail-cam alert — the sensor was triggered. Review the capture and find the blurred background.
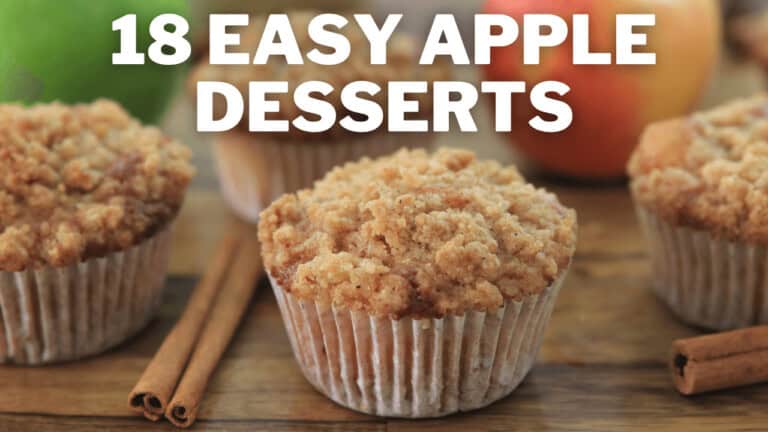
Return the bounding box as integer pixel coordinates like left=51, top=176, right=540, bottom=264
left=181, top=0, right=768, bottom=179
left=1, top=0, right=767, bottom=181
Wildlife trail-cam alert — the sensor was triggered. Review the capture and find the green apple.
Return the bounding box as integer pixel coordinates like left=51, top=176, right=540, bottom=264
left=0, top=0, right=188, bottom=123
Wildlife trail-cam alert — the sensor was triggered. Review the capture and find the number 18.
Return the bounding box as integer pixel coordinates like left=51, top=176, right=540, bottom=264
left=112, top=14, right=191, bottom=66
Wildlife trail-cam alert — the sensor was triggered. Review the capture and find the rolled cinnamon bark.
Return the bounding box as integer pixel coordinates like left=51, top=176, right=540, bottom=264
left=166, top=234, right=263, bottom=428
left=128, top=224, right=243, bottom=420
left=671, top=326, right=768, bottom=395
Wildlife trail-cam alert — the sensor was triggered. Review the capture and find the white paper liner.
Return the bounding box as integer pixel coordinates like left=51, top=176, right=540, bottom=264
left=636, top=206, right=768, bottom=330
left=0, top=227, right=173, bottom=365
left=213, top=132, right=434, bottom=222
left=268, top=271, right=566, bottom=418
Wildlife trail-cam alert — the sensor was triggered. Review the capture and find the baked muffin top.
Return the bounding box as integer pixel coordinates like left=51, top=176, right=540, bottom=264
left=191, top=11, right=450, bottom=138
left=629, top=95, right=768, bottom=244
left=0, top=100, right=194, bottom=272
left=259, top=148, right=577, bottom=318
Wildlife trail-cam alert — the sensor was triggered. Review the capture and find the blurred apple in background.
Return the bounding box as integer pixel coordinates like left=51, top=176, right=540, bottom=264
left=484, top=0, right=721, bottom=179
left=0, top=0, right=188, bottom=123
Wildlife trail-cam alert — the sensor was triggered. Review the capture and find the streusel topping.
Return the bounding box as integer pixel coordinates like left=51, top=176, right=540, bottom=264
left=0, top=100, right=194, bottom=271
left=259, top=148, right=577, bottom=318
left=190, top=11, right=450, bottom=137
left=629, top=95, right=768, bottom=243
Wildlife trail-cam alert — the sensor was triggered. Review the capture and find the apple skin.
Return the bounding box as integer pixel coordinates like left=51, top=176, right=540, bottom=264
left=0, top=0, right=188, bottom=123
left=483, top=0, right=721, bottom=179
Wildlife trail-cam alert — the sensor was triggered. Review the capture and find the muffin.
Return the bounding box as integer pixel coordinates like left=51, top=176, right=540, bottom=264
left=0, top=100, right=194, bottom=364
left=191, top=11, right=450, bottom=222
left=258, top=148, right=577, bottom=417
left=629, top=95, right=768, bottom=330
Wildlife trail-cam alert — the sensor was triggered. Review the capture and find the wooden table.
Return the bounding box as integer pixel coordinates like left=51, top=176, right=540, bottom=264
left=1, top=59, right=767, bottom=431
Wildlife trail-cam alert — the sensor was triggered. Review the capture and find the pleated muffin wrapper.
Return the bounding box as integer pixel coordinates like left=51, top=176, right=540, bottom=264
left=635, top=205, right=768, bottom=331
left=268, top=270, right=567, bottom=418
left=213, top=131, right=434, bottom=222
left=0, top=227, right=173, bottom=365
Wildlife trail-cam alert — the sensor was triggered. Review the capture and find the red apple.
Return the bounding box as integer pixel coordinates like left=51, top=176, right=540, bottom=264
left=483, top=0, right=721, bottom=179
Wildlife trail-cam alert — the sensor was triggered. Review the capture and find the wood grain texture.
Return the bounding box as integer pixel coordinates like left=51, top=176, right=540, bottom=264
left=1, top=40, right=767, bottom=431
left=0, top=415, right=386, bottom=432
left=2, top=270, right=767, bottom=430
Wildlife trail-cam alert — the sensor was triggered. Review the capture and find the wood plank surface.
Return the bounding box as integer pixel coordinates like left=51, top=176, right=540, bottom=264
left=2, top=264, right=766, bottom=430
left=1, top=41, right=767, bottom=432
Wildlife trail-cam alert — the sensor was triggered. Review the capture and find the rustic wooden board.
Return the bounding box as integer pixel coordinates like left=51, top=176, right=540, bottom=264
left=3, top=259, right=768, bottom=431
left=2, top=54, right=767, bottom=431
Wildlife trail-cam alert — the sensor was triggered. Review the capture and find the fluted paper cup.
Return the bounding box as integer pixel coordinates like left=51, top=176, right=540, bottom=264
left=214, top=132, right=434, bottom=222
left=636, top=206, right=768, bottom=330
left=268, top=271, right=567, bottom=418
left=0, top=227, right=173, bottom=365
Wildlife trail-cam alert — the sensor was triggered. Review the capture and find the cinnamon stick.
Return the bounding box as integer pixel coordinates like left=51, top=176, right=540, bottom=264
left=166, top=234, right=263, bottom=428
left=671, top=326, right=768, bottom=395
left=128, top=225, right=242, bottom=420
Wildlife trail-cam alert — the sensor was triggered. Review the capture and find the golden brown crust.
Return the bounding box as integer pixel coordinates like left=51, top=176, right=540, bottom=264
left=189, top=11, right=451, bottom=139
left=628, top=119, right=692, bottom=175
left=258, top=148, right=577, bottom=318
left=0, top=100, right=195, bottom=271
left=629, top=94, right=768, bottom=243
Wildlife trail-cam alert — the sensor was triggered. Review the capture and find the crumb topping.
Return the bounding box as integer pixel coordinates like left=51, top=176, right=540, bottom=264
left=190, top=11, right=451, bottom=137
left=629, top=95, right=768, bottom=243
left=0, top=100, right=195, bottom=271
left=259, top=148, right=577, bottom=318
